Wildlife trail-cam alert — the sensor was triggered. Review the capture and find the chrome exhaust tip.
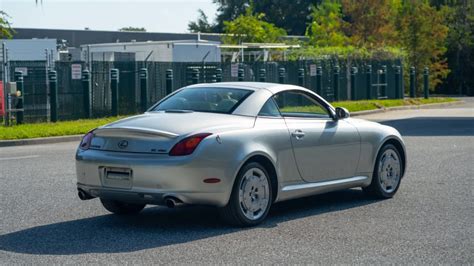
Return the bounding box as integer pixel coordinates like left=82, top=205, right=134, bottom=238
left=164, top=197, right=183, bottom=208
left=78, top=189, right=93, bottom=200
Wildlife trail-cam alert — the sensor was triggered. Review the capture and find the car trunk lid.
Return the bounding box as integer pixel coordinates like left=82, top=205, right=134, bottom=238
left=90, top=112, right=255, bottom=154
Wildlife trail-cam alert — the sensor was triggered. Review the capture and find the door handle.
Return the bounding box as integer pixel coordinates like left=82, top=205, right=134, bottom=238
left=291, top=129, right=305, bottom=139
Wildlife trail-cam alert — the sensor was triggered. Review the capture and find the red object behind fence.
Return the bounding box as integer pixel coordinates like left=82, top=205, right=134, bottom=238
left=0, top=82, right=4, bottom=116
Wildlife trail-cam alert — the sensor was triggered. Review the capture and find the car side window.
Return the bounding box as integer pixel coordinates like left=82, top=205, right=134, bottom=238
left=258, top=98, right=281, bottom=117
left=273, top=91, right=330, bottom=118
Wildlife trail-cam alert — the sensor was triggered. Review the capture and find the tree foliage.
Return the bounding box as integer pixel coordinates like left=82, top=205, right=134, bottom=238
left=288, top=45, right=406, bottom=61
left=188, top=9, right=216, bottom=33
left=396, top=0, right=450, bottom=91
left=212, top=0, right=248, bottom=33
left=191, top=0, right=320, bottom=35
left=222, top=4, right=286, bottom=44
left=305, top=1, right=349, bottom=47
left=118, top=27, right=146, bottom=32
left=342, top=0, right=399, bottom=47
left=249, top=0, right=321, bottom=35
left=0, top=11, right=13, bottom=39
left=443, top=0, right=474, bottom=94
left=298, top=0, right=451, bottom=91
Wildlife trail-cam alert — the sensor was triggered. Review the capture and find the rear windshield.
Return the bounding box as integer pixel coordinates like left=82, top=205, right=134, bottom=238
left=152, top=87, right=253, bottom=114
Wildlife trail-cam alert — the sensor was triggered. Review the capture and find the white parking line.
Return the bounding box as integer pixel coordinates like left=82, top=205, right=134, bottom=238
left=0, top=155, right=40, bottom=161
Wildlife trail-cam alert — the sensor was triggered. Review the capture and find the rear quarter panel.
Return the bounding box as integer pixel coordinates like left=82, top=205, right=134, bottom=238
left=347, top=118, right=405, bottom=180
left=195, top=116, right=301, bottom=203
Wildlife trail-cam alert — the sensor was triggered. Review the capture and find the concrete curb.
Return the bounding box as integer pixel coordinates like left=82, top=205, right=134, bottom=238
left=0, top=135, right=82, bottom=147
left=350, top=100, right=464, bottom=117
left=0, top=100, right=464, bottom=147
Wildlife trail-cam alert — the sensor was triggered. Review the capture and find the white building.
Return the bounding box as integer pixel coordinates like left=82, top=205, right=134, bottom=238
left=1, top=39, right=58, bottom=61
left=80, top=39, right=221, bottom=62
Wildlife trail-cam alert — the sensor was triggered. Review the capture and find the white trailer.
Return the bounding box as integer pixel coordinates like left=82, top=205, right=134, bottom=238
left=81, top=40, right=221, bottom=62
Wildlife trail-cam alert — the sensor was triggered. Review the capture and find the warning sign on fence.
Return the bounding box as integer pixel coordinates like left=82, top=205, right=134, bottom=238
left=310, top=64, right=317, bottom=77
left=71, top=64, right=82, bottom=80
left=15, top=67, right=28, bottom=76
left=0, top=82, right=4, bottom=116
left=231, top=64, right=239, bottom=78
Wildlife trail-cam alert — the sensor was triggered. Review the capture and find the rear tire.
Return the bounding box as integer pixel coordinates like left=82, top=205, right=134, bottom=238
left=363, top=144, right=403, bottom=199
left=219, top=162, right=273, bottom=227
left=100, top=198, right=146, bottom=215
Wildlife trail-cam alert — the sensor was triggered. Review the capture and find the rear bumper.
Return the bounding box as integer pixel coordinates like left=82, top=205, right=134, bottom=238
left=77, top=183, right=228, bottom=206
left=75, top=149, right=236, bottom=207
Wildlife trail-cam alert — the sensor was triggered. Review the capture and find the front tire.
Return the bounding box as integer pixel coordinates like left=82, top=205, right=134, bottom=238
left=364, top=144, right=403, bottom=198
left=100, top=198, right=146, bottom=215
left=220, top=162, right=273, bottom=227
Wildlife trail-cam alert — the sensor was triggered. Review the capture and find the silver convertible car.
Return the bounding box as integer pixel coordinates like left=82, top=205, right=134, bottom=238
left=76, top=82, right=406, bottom=226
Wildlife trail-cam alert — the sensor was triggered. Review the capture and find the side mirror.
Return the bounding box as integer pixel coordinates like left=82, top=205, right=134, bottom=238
left=335, top=107, right=350, bottom=120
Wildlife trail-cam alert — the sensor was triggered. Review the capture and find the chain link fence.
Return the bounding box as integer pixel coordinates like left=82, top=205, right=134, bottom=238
left=2, top=59, right=403, bottom=123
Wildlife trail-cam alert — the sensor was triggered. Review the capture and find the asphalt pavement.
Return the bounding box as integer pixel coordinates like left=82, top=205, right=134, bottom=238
left=0, top=98, right=473, bottom=264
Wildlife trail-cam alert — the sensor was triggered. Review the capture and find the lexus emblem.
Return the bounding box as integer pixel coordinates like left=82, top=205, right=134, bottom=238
left=117, top=140, right=129, bottom=149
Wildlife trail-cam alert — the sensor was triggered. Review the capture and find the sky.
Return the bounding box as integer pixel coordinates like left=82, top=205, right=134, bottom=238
left=0, top=0, right=218, bottom=33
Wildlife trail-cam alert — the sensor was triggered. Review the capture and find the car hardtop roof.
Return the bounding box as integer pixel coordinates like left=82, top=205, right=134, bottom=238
left=185, top=82, right=305, bottom=94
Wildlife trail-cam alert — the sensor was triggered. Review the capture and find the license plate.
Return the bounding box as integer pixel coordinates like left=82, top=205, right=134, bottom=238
left=106, top=167, right=132, bottom=180
left=100, top=167, right=133, bottom=189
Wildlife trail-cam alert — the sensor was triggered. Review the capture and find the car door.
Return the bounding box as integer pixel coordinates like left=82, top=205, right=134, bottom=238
left=273, top=90, right=360, bottom=183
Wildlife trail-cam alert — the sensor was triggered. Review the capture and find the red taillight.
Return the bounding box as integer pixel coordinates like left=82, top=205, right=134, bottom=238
left=169, top=133, right=212, bottom=156
left=79, top=131, right=94, bottom=150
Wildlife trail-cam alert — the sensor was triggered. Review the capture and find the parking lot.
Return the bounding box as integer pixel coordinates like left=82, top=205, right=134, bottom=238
left=1, top=99, right=473, bottom=264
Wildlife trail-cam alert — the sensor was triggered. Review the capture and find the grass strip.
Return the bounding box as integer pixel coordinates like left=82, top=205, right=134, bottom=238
left=0, top=97, right=457, bottom=140
left=0, top=116, right=127, bottom=140
left=332, top=97, right=456, bottom=112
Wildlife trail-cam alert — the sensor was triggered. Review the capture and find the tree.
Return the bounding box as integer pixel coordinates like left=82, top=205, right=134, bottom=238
left=443, top=0, right=474, bottom=95
left=211, top=0, right=321, bottom=35
left=397, top=0, right=450, bottom=91
left=118, top=27, right=146, bottom=32
left=251, top=0, right=321, bottom=35
left=342, top=0, right=399, bottom=47
left=305, top=1, right=349, bottom=47
left=222, top=4, right=286, bottom=44
left=0, top=11, right=13, bottom=39
left=188, top=9, right=215, bottom=33
left=213, top=0, right=248, bottom=33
